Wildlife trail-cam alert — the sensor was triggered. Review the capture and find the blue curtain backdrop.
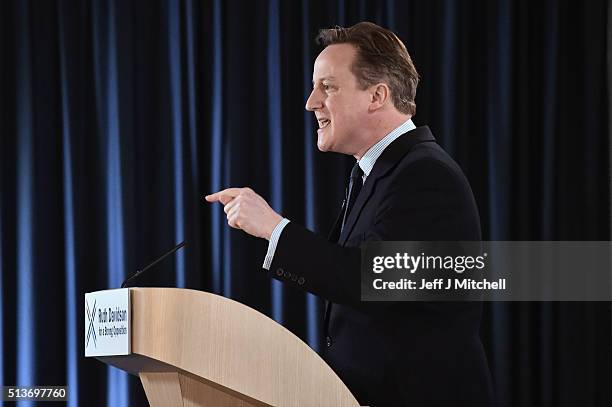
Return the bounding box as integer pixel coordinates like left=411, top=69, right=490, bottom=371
left=1, top=0, right=611, bottom=406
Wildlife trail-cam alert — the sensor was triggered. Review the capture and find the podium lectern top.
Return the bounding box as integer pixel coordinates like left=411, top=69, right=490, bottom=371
left=94, top=288, right=360, bottom=407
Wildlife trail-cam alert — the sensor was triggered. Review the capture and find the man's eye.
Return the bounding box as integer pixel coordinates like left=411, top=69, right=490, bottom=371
left=323, top=84, right=331, bottom=91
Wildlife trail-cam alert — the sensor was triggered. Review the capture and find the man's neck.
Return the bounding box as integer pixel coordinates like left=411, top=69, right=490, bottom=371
left=354, top=114, right=412, bottom=160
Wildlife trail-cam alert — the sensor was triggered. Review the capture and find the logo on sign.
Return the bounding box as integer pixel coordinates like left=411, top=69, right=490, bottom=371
left=85, top=299, right=97, bottom=349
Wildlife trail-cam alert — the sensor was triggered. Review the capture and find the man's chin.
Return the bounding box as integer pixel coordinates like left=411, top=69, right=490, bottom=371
left=317, top=135, right=330, bottom=152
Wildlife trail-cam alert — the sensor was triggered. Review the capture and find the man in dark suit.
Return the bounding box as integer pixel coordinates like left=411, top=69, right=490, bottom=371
left=206, top=22, right=494, bottom=406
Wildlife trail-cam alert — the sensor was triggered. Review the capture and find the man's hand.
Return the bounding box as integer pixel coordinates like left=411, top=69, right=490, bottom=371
left=204, top=187, right=283, bottom=240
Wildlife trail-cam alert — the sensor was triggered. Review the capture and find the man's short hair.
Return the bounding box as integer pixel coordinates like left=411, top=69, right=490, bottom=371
left=316, top=22, right=419, bottom=116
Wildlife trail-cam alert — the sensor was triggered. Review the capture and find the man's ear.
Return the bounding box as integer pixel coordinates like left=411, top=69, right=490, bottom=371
left=369, top=83, right=390, bottom=111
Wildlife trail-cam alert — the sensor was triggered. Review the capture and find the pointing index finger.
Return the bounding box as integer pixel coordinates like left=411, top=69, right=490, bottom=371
left=204, top=188, right=242, bottom=204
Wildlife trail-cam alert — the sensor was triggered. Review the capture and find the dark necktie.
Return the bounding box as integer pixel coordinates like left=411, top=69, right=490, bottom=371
left=341, top=162, right=364, bottom=232
left=324, top=162, right=364, bottom=348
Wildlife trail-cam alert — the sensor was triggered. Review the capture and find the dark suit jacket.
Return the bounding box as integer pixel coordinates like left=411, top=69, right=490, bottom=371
left=267, top=126, right=494, bottom=406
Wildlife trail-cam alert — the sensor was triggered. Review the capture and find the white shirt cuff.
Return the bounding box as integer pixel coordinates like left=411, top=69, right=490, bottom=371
left=262, top=218, right=290, bottom=270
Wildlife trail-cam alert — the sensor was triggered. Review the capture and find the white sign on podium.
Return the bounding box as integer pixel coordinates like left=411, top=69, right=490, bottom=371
left=84, top=288, right=131, bottom=357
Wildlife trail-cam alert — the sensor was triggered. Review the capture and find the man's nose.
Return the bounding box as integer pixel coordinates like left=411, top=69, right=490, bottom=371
left=305, top=89, right=322, bottom=111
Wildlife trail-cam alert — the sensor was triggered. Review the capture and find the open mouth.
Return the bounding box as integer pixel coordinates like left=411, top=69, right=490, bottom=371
left=318, top=118, right=331, bottom=129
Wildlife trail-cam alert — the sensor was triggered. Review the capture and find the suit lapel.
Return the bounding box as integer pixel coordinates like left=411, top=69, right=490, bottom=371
left=338, top=126, right=436, bottom=245
left=324, top=199, right=346, bottom=340
left=327, top=199, right=346, bottom=243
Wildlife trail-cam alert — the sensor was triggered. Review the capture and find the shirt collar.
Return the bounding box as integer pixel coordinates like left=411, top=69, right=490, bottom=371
left=358, top=118, right=416, bottom=178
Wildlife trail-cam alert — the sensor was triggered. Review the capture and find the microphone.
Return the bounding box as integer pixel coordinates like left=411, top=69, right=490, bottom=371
left=120, top=241, right=186, bottom=288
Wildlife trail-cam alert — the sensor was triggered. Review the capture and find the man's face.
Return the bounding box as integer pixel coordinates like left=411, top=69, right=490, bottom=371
left=306, top=44, right=372, bottom=155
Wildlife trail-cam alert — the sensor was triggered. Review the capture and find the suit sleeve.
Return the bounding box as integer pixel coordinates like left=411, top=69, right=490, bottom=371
left=267, top=221, right=362, bottom=305
left=266, top=158, right=477, bottom=306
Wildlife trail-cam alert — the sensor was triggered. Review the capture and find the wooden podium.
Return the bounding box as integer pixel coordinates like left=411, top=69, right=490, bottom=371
left=95, top=288, right=360, bottom=406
